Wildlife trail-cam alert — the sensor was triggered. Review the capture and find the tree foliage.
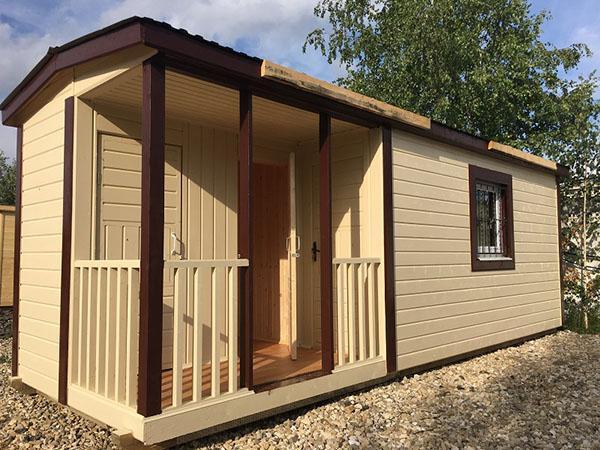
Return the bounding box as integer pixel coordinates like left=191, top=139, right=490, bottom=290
left=306, top=0, right=596, bottom=150
left=0, top=150, right=15, bottom=206
left=306, top=0, right=600, bottom=331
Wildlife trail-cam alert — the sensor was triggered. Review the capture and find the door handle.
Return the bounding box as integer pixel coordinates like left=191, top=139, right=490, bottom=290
left=311, top=241, right=320, bottom=262
left=287, top=236, right=301, bottom=258
left=171, top=232, right=182, bottom=257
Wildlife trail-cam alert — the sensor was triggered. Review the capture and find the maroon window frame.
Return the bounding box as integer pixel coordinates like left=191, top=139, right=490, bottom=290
left=469, top=165, right=515, bottom=271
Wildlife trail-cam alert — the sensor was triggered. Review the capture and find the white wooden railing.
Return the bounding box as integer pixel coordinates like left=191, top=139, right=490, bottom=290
left=163, top=259, right=249, bottom=409
left=333, top=257, right=382, bottom=368
left=69, top=260, right=140, bottom=409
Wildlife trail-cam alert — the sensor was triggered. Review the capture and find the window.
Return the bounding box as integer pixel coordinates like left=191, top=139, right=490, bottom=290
left=469, top=165, right=515, bottom=271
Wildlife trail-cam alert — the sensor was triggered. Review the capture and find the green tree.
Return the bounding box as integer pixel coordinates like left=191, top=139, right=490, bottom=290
left=306, top=0, right=600, bottom=331
left=305, top=0, right=596, bottom=155
left=0, top=150, right=16, bottom=205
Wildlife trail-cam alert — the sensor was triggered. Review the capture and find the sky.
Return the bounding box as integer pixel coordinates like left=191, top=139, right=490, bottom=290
left=0, top=0, right=598, bottom=158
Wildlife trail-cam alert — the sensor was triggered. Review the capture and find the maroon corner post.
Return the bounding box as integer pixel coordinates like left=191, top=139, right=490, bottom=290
left=238, top=88, right=254, bottom=389
left=11, top=126, right=22, bottom=377
left=382, top=126, right=397, bottom=373
left=58, top=96, right=75, bottom=404
left=137, top=56, right=166, bottom=417
left=319, top=113, right=334, bottom=374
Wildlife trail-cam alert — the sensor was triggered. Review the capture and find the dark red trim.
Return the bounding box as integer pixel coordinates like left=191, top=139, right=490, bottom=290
left=142, top=22, right=261, bottom=79
left=556, top=164, right=570, bottom=178
left=137, top=56, right=165, bottom=417
left=319, top=113, right=334, bottom=374
left=238, top=89, right=253, bottom=389
left=556, top=176, right=565, bottom=326
left=382, top=127, right=397, bottom=373
left=0, top=17, right=567, bottom=178
left=468, top=165, right=515, bottom=271
left=11, top=127, right=22, bottom=377
left=1, top=22, right=143, bottom=124
left=58, top=97, right=75, bottom=404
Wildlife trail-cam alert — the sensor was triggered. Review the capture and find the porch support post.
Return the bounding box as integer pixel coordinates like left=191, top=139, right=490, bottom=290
left=238, top=88, right=253, bottom=389
left=58, top=96, right=75, bottom=404
left=556, top=175, right=565, bottom=326
left=11, top=126, right=22, bottom=377
left=319, top=113, right=334, bottom=374
left=138, top=56, right=165, bottom=416
left=382, top=126, right=397, bottom=373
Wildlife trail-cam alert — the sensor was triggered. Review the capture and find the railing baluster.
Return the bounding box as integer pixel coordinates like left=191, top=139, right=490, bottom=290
left=336, top=263, right=344, bottom=367
left=95, top=267, right=105, bottom=394
left=70, top=259, right=248, bottom=411
left=357, top=262, right=366, bottom=361
left=77, top=267, right=85, bottom=385
left=126, top=267, right=139, bottom=408
left=331, top=257, right=381, bottom=367
left=105, top=267, right=115, bottom=398
left=86, top=267, right=95, bottom=391
left=367, top=262, right=376, bottom=359
left=210, top=267, right=220, bottom=397
left=172, top=267, right=185, bottom=408
left=227, top=267, right=237, bottom=393
left=192, top=268, right=202, bottom=402
left=115, top=268, right=125, bottom=402
left=348, top=264, right=356, bottom=364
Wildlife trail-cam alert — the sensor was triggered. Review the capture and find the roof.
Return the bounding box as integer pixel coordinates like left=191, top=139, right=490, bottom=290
left=0, top=16, right=568, bottom=177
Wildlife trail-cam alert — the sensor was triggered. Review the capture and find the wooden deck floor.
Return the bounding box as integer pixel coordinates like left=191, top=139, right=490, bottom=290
left=161, top=340, right=321, bottom=408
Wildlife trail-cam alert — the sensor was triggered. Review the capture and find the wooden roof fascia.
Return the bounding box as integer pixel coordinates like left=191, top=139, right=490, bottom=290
left=0, top=16, right=568, bottom=177
left=1, top=22, right=144, bottom=125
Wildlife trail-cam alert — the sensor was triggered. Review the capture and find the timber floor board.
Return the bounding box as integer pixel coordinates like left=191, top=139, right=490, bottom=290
left=161, top=340, right=322, bottom=408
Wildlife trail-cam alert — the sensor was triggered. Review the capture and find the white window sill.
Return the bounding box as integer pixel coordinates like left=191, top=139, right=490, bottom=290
left=477, top=256, right=513, bottom=261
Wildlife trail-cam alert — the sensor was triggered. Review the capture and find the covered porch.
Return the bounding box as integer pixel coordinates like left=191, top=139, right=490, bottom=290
left=66, top=52, right=387, bottom=444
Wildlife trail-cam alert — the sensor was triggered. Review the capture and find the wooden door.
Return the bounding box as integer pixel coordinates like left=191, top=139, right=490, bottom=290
left=98, top=134, right=182, bottom=369
left=252, top=163, right=290, bottom=346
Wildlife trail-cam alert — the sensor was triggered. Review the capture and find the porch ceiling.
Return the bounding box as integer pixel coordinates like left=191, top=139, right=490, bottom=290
left=85, top=66, right=360, bottom=144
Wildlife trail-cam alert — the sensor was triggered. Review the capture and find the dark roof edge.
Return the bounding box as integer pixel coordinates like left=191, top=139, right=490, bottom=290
left=0, top=16, right=568, bottom=177
left=0, top=16, right=260, bottom=111
left=0, top=17, right=139, bottom=110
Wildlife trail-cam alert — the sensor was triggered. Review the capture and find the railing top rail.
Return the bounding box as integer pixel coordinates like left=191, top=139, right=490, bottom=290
left=164, top=259, right=250, bottom=269
left=332, top=257, right=381, bottom=265
left=74, top=259, right=140, bottom=268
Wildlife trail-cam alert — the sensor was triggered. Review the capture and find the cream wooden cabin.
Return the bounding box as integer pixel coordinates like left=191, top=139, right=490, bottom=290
left=0, top=18, right=568, bottom=447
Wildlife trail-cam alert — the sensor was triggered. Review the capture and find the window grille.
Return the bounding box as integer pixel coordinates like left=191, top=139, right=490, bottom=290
left=475, top=182, right=507, bottom=258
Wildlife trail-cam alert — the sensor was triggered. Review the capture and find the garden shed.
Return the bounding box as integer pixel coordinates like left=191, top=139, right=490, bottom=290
left=0, top=17, right=567, bottom=446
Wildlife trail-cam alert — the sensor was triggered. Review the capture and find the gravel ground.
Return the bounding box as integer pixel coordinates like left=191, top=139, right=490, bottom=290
left=1, top=308, right=599, bottom=449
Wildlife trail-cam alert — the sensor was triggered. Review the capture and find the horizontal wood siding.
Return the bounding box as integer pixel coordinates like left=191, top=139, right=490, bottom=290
left=0, top=207, right=15, bottom=307
left=392, top=130, right=561, bottom=370
left=18, top=81, right=72, bottom=398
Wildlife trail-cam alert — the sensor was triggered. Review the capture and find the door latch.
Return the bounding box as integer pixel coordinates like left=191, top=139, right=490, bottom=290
left=311, top=241, right=320, bottom=262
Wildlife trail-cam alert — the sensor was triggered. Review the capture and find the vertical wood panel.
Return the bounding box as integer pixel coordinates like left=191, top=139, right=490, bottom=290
left=319, top=113, right=334, bottom=374
left=138, top=56, right=165, bottom=417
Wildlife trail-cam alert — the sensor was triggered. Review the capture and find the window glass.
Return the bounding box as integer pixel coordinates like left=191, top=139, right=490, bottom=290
left=475, top=182, right=506, bottom=258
